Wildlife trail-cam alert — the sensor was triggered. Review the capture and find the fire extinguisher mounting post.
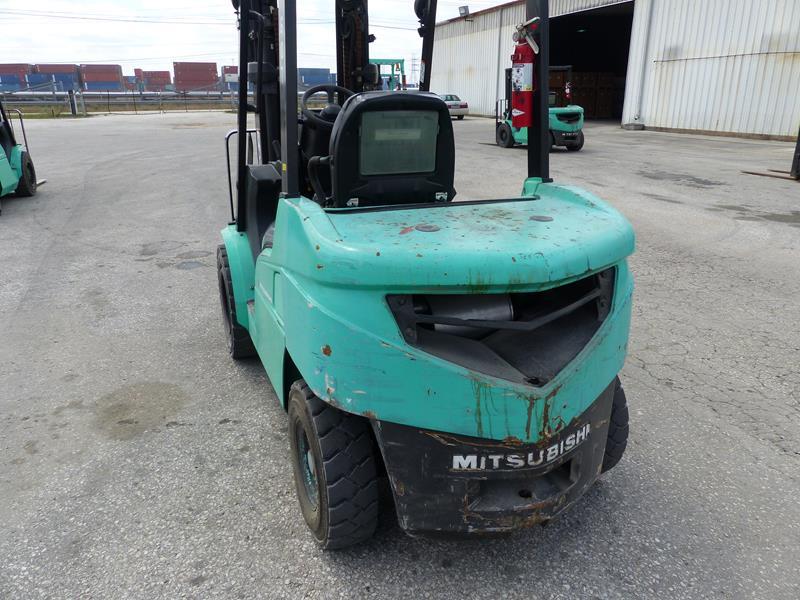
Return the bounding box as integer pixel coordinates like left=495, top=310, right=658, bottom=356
left=527, top=0, right=551, bottom=182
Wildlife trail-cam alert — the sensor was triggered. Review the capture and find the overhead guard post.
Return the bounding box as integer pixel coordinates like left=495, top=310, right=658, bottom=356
left=527, top=0, right=551, bottom=182
left=278, top=0, right=299, bottom=196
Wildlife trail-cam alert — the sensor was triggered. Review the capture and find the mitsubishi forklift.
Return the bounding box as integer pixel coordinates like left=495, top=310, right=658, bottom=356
left=497, top=65, right=585, bottom=150
left=0, top=100, right=38, bottom=215
left=218, top=0, right=634, bottom=549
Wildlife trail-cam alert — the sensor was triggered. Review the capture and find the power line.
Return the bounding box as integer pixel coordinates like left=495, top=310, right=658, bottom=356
left=0, top=9, right=231, bottom=25
left=0, top=9, right=418, bottom=30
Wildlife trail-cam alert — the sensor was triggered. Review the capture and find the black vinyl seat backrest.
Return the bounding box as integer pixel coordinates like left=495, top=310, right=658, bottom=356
left=328, top=91, right=456, bottom=208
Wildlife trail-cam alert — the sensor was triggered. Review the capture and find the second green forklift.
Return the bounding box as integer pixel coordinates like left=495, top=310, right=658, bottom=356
left=496, top=65, right=585, bottom=151
left=0, top=100, right=38, bottom=215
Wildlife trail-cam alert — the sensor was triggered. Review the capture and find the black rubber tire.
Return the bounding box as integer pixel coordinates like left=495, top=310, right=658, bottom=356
left=457, top=115, right=465, bottom=120
left=601, top=378, right=629, bottom=473
left=15, top=152, right=37, bottom=197
left=496, top=122, right=515, bottom=148
left=566, top=130, right=585, bottom=152
left=288, top=380, right=380, bottom=550
left=216, top=245, right=256, bottom=359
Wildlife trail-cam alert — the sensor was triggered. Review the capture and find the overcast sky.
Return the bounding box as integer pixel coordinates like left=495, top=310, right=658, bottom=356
left=1, top=0, right=505, bottom=79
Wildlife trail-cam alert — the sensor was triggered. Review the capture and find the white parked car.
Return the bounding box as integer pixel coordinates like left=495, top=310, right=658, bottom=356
left=439, top=94, right=469, bottom=119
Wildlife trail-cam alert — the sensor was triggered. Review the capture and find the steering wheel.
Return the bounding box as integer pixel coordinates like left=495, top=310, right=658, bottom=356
left=301, top=85, right=354, bottom=129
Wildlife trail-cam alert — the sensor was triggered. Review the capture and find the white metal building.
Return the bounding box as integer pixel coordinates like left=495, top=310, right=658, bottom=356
left=431, top=0, right=800, bottom=139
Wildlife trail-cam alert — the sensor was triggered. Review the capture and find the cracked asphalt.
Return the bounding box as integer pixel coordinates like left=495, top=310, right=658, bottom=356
left=1, top=112, right=798, bottom=599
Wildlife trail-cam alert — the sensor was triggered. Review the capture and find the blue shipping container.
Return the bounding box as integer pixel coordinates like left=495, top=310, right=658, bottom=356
left=0, top=74, right=21, bottom=84
left=84, top=81, right=123, bottom=91
left=27, top=73, right=54, bottom=86
left=0, top=83, right=21, bottom=92
left=54, top=74, right=80, bottom=91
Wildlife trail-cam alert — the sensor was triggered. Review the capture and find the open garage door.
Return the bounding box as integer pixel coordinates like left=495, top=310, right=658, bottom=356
left=550, top=1, right=634, bottom=121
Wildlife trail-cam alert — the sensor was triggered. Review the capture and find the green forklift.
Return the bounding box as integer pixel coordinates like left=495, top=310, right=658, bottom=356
left=218, top=0, right=633, bottom=548
left=0, top=100, right=38, bottom=214
left=496, top=66, right=585, bottom=151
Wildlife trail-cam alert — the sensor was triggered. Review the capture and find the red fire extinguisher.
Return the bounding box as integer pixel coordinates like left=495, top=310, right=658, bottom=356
left=510, top=17, right=540, bottom=129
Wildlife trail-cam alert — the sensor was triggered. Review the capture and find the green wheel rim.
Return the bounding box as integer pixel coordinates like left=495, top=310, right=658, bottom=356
left=296, top=422, right=319, bottom=509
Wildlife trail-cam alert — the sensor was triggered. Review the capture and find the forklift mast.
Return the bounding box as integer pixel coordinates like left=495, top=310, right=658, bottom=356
left=335, top=1, right=371, bottom=93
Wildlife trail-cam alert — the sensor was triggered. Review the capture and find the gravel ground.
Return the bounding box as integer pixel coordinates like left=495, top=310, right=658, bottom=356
left=1, top=112, right=798, bottom=599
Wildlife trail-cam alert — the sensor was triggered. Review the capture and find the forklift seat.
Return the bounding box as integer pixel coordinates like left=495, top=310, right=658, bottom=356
left=327, top=91, right=456, bottom=208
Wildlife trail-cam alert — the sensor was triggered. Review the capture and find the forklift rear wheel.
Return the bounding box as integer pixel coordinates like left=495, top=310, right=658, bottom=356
left=496, top=122, right=514, bottom=148
left=601, top=378, right=629, bottom=473
left=566, top=130, right=585, bottom=152
left=288, top=380, right=380, bottom=550
left=457, top=115, right=465, bottom=120
left=216, top=245, right=256, bottom=359
left=15, top=152, right=37, bottom=197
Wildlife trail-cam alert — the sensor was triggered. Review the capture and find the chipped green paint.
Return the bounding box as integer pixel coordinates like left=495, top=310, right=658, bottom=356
left=470, top=378, right=495, bottom=438
left=0, top=143, right=24, bottom=198
left=220, top=177, right=635, bottom=442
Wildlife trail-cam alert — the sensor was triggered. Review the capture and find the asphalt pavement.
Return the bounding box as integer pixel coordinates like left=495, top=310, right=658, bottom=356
left=1, top=112, right=798, bottom=599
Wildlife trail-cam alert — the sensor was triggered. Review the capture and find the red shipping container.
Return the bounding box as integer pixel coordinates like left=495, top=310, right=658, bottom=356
left=0, top=64, right=31, bottom=82
left=81, top=63, right=122, bottom=72
left=34, top=64, right=77, bottom=74
left=143, top=70, right=171, bottom=84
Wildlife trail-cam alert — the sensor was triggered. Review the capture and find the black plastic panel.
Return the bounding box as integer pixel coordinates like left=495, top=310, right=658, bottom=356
left=387, top=267, right=615, bottom=386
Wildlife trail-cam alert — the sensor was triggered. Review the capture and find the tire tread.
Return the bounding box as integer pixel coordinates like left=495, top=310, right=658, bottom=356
left=290, top=381, right=379, bottom=549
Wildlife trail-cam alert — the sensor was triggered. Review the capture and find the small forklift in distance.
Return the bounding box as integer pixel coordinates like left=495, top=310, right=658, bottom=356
left=0, top=100, right=38, bottom=214
left=497, top=65, right=585, bottom=151
left=218, top=0, right=633, bottom=549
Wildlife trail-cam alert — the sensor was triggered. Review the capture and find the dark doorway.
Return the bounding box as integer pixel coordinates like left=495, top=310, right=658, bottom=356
left=550, top=1, right=635, bottom=120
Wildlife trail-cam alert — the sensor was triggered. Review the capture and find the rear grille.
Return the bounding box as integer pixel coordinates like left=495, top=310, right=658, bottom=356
left=556, top=112, right=581, bottom=124
left=387, top=268, right=615, bottom=386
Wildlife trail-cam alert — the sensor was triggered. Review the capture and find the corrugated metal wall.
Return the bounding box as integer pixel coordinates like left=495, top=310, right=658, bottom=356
left=433, top=0, right=800, bottom=137
left=432, top=0, right=633, bottom=116
left=623, top=0, right=800, bottom=137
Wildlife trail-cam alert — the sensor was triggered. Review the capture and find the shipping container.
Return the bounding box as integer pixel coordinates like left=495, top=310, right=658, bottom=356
left=0, top=64, right=31, bottom=84
left=26, top=73, right=54, bottom=88
left=53, top=73, right=80, bottom=91
left=34, top=64, right=78, bottom=74
left=0, top=83, right=21, bottom=92
left=143, top=70, right=171, bottom=80
left=84, top=81, right=123, bottom=91
left=0, top=63, right=31, bottom=79
left=81, top=63, right=123, bottom=73
left=81, top=73, right=123, bottom=83
left=174, top=61, right=218, bottom=75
